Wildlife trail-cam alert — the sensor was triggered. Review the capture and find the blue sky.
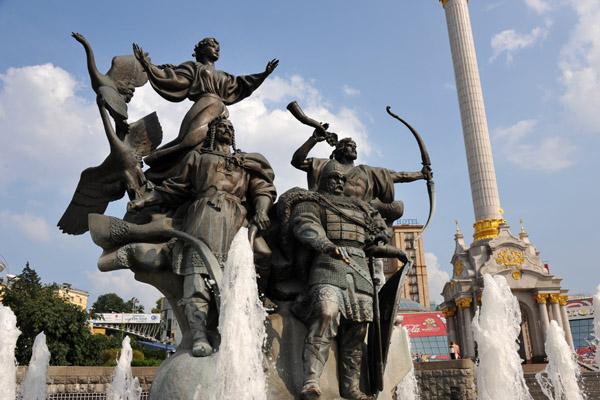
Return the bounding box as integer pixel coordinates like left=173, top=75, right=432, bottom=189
left=0, top=0, right=598, bottom=310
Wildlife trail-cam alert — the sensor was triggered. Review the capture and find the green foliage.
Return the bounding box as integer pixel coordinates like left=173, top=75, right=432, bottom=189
left=151, top=298, right=162, bottom=314
left=90, top=293, right=127, bottom=313
left=131, top=358, right=164, bottom=367
left=1, top=264, right=95, bottom=366
left=91, top=293, right=146, bottom=313
left=124, top=297, right=145, bottom=313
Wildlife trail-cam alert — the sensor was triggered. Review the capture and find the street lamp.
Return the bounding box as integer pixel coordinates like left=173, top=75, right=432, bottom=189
left=0, top=252, right=14, bottom=287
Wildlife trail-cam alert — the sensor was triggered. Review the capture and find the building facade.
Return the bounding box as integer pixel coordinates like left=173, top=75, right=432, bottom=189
left=566, top=297, right=597, bottom=369
left=382, top=223, right=430, bottom=309
left=55, top=285, right=90, bottom=310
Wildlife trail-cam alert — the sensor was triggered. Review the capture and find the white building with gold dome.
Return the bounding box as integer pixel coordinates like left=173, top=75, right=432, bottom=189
left=437, top=0, right=573, bottom=362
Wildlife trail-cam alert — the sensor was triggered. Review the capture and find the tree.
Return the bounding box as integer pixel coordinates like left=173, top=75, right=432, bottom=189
left=151, top=297, right=162, bottom=314
left=90, top=293, right=127, bottom=313
left=124, top=297, right=145, bottom=313
left=1, top=263, right=101, bottom=365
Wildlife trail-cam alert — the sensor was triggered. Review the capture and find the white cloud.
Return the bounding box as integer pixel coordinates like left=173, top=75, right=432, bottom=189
left=126, top=74, right=372, bottom=196
left=0, top=65, right=372, bottom=205
left=0, top=210, right=51, bottom=242
left=492, top=120, right=577, bottom=172
left=425, top=252, right=450, bottom=304
left=84, top=269, right=162, bottom=312
left=524, top=0, right=550, bottom=13
left=559, top=0, right=600, bottom=134
left=0, top=64, right=107, bottom=194
left=490, top=20, right=552, bottom=64
left=342, top=85, right=360, bottom=97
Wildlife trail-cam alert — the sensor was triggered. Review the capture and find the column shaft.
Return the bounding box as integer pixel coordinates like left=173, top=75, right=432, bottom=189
left=462, top=306, right=476, bottom=358
left=538, top=302, right=550, bottom=342
left=559, top=303, right=574, bottom=349
left=444, top=0, right=501, bottom=223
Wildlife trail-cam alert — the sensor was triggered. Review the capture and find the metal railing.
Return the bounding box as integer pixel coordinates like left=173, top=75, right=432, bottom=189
left=17, top=393, right=149, bottom=400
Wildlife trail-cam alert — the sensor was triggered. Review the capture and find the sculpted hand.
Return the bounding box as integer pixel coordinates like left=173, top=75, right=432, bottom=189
left=421, top=165, right=433, bottom=180
left=311, top=123, right=329, bottom=142
left=71, top=32, right=87, bottom=44
left=332, top=247, right=351, bottom=265
left=265, top=59, right=279, bottom=75
left=396, top=249, right=411, bottom=265
left=127, top=198, right=145, bottom=213
left=96, top=94, right=106, bottom=108
left=132, top=43, right=149, bottom=68
left=252, top=210, right=270, bottom=231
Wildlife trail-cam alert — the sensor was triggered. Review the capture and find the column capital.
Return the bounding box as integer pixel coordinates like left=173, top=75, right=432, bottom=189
left=559, top=295, right=569, bottom=306
left=533, top=293, right=548, bottom=304
left=548, top=293, right=561, bottom=304
left=440, top=0, right=469, bottom=9
left=443, top=307, right=457, bottom=317
left=456, top=297, right=473, bottom=309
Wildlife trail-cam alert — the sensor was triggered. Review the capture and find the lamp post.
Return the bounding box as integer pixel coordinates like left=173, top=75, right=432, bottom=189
left=0, top=252, right=15, bottom=288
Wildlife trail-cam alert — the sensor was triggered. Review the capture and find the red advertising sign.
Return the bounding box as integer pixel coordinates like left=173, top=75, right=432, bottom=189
left=399, top=312, right=447, bottom=338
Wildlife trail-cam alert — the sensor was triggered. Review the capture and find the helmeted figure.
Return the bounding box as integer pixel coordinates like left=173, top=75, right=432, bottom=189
left=291, top=132, right=429, bottom=223
left=128, top=116, right=276, bottom=357
left=278, top=161, right=410, bottom=400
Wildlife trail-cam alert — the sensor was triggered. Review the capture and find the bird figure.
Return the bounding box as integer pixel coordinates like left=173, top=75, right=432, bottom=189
left=58, top=95, right=162, bottom=235
left=71, top=32, right=149, bottom=136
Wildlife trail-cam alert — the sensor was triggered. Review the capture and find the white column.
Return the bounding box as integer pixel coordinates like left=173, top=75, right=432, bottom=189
left=534, top=294, right=550, bottom=342
left=444, top=307, right=458, bottom=344
left=442, top=0, right=502, bottom=223
left=457, top=298, right=475, bottom=358
left=559, top=296, right=574, bottom=349
left=549, top=294, right=563, bottom=329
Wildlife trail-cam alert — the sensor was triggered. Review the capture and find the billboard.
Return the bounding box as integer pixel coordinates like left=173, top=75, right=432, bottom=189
left=399, top=312, right=447, bottom=338
left=566, top=298, right=595, bottom=320
left=93, top=313, right=161, bottom=324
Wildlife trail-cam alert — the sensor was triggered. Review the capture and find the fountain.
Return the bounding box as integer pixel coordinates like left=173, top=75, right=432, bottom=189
left=535, top=321, right=585, bottom=400
left=394, top=326, right=419, bottom=400
left=20, top=332, right=50, bottom=400
left=0, top=303, right=21, bottom=400
left=208, top=228, right=268, bottom=400
left=107, top=336, right=142, bottom=400
left=472, top=274, right=532, bottom=400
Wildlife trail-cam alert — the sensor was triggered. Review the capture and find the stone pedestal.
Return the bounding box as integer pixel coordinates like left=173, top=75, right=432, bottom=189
left=149, top=301, right=412, bottom=399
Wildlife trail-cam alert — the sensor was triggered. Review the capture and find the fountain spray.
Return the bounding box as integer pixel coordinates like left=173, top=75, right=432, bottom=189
left=535, top=321, right=585, bottom=400
left=472, top=274, right=532, bottom=400
left=0, top=303, right=21, bottom=400
left=20, top=331, right=50, bottom=400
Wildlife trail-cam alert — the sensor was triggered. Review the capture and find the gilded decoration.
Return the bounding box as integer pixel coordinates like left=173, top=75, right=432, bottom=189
left=559, top=295, right=568, bottom=306
left=443, top=307, right=457, bottom=317
left=473, top=217, right=505, bottom=241
left=456, top=297, right=473, bottom=309
left=450, top=281, right=454, bottom=290
left=496, top=249, right=524, bottom=267
left=440, top=0, right=468, bottom=8
left=548, top=293, right=561, bottom=304
left=512, top=271, right=521, bottom=280
left=534, top=293, right=548, bottom=304
left=453, top=259, right=464, bottom=277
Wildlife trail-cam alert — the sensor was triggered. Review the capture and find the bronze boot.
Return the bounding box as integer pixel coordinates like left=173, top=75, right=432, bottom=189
left=339, top=348, right=374, bottom=400
left=184, top=300, right=213, bottom=357
left=300, top=336, right=331, bottom=399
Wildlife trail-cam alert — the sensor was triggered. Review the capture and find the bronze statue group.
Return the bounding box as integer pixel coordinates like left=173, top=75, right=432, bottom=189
left=59, top=35, right=432, bottom=400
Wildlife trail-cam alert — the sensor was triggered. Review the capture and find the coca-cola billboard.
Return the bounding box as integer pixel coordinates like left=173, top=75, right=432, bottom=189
left=399, top=312, right=447, bottom=338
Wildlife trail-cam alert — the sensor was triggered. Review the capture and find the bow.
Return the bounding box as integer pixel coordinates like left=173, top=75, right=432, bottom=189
left=386, top=106, right=436, bottom=241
